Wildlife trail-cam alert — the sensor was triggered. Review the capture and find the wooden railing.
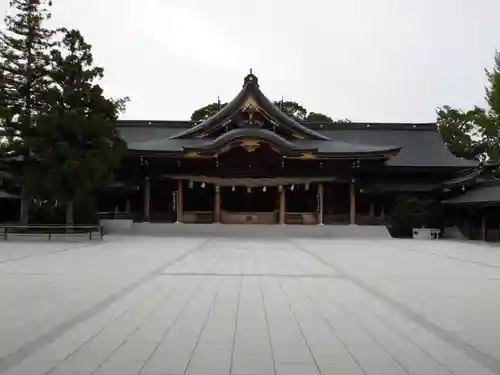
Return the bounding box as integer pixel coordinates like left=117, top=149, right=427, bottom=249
left=0, top=225, right=104, bottom=241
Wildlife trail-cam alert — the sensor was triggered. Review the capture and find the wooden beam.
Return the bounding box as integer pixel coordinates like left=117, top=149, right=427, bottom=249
left=214, top=185, right=221, bottom=223
left=279, top=186, right=285, bottom=225
left=349, top=181, right=356, bottom=225
left=318, top=183, right=324, bottom=225
left=144, top=177, right=151, bottom=222
left=177, top=179, right=183, bottom=223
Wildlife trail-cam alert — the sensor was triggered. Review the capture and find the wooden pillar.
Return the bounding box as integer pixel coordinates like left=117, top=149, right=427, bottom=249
left=318, top=183, right=324, bottom=225
left=144, top=177, right=151, bottom=221
left=349, top=181, right=356, bottom=225
left=177, top=179, right=183, bottom=223
left=279, top=186, right=286, bottom=225
left=214, top=185, right=221, bottom=223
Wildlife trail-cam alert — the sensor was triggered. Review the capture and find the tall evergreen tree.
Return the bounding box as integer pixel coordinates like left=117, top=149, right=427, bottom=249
left=438, top=52, right=500, bottom=162
left=34, top=29, right=127, bottom=225
left=0, top=0, right=56, bottom=224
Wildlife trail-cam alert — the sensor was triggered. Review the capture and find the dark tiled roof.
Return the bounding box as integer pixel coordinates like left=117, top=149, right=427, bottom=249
left=316, top=127, right=476, bottom=168
left=442, top=181, right=500, bottom=205
left=441, top=169, right=482, bottom=186
left=115, top=121, right=477, bottom=168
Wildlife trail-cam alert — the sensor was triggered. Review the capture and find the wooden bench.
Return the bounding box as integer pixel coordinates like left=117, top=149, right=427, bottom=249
left=0, top=225, right=104, bottom=241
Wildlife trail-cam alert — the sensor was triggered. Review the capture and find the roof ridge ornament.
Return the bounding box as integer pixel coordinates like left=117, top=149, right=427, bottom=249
left=244, top=69, right=259, bottom=87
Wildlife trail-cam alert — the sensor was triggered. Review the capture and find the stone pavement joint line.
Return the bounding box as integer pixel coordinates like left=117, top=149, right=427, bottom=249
left=0, top=238, right=211, bottom=374
left=228, top=276, right=243, bottom=375
left=387, top=242, right=500, bottom=269
left=158, top=272, right=343, bottom=278
left=292, top=240, right=500, bottom=375
left=0, top=242, right=99, bottom=265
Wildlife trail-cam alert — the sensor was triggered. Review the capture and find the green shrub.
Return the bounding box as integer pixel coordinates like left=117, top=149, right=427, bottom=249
left=389, top=196, right=444, bottom=237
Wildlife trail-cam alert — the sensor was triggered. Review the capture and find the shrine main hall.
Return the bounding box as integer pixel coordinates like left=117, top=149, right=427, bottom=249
left=101, top=73, right=478, bottom=226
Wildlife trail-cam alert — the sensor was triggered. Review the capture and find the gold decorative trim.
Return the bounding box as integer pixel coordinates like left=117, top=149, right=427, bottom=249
left=284, top=153, right=317, bottom=160
left=241, top=139, right=260, bottom=153
left=299, top=153, right=317, bottom=160
left=196, top=132, right=210, bottom=138
left=241, top=95, right=260, bottom=113
left=291, top=132, right=305, bottom=140
left=184, top=151, right=201, bottom=158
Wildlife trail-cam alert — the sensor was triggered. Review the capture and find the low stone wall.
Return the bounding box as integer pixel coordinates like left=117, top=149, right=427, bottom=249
left=131, top=223, right=391, bottom=239
left=100, top=219, right=133, bottom=234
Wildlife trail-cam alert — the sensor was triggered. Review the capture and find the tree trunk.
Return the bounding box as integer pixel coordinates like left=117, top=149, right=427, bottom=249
left=66, top=201, right=74, bottom=233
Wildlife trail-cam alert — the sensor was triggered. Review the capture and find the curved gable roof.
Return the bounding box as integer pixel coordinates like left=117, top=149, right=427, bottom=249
left=170, top=73, right=330, bottom=141
left=183, top=128, right=308, bottom=152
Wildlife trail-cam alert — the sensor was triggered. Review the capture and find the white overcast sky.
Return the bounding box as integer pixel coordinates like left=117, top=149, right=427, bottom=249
left=2, top=0, right=500, bottom=122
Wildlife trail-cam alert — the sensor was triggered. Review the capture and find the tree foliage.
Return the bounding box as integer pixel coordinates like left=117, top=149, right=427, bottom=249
left=273, top=100, right=308, bottom=120
left=436, top=106, right=486, bottom=160
left=0, top=2, right=128, bottom=225
left=33, top=29, right=127, bottom=225
left=191, top=102, right=227, bottom=122
left=191, top=100, right=337, bottom=122
left=438, top=52, right=500, bottom=162
left=305, top=112, right=333, bottom=122
left=0, top=0, right=56, bottom=223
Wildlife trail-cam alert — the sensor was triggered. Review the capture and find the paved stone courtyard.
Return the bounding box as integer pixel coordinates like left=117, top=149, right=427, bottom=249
left=0, top=236, right=500, bottom=375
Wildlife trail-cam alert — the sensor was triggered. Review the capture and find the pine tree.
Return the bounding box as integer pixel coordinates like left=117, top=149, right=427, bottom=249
left=34, top=29, right=127, bottom=225
left=0, top=0, right=56, bottom=224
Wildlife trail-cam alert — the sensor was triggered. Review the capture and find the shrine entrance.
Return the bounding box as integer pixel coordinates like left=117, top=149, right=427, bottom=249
left=220, top=185, right=279, bottom=224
